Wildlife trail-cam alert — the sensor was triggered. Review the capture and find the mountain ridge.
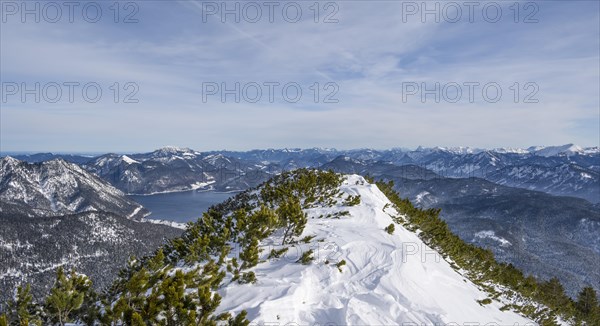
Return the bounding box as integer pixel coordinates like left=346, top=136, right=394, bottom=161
left=0, top=157, right=148, bottom=219
left=5, top=145, right=598, bottom=202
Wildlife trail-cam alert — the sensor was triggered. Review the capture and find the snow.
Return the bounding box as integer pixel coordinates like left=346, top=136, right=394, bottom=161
left=81, top=213, right=132, bottom=244
left=493, top=147, right=530, bottom=154
left=414, top=191, right=430, bottom=205
left=435, top=146, right=484, bottom=154
left=491, top=144, right=599, bottom=156
left=531, top=144, right=584, bottom=157
left=474, top=230, right=512, bottom=247
left=128, top=180, right=216, bottom=195
left=128, top=206, right=143, bottom=219
left=583, top=147, right=600, bottom=154
left=141, top=218, right=187, bottom=230
left=157, top=146, right=192, bottom=153
left=215, top=175, right=534, bottom=325
left=0, top=239, right=33, bottom=251
left=121, top=155, right=139, bottom=164
left=190, top=181, right=215, bottom=190
left=0, top=156, right=20, bottom=167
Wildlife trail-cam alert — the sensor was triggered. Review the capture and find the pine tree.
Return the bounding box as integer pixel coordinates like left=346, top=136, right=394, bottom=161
left=148, top=248, right=166, bottom=271
left=218, top=245, right=231, bottom=265
left=277, top=198, right=307, bottom=245
left=228, top=310, right=250, bottom=326
left=70, top=271, right=99, bottom=326
left=249, top=205, right=279, bottom=239
left=233, top=209, right=248, bottom=239
left=538, top=277, right=571, bottom=310
left=160, top=270, right=187, bottom=326
left=44, top=267, right=85, bottom=326
left=131, top=312, right=145, bottom=326
left=575, top=286, right=599, bottom=319
left=238, top=272, right=257, bottom=284
left=384, top=223, right=395, bottom=234
left=186, top=234, right=210, bottom=264
left=6, top=284, right=41, bottom=325
left=344, top=194, right=361, bottom=206
left=240, top=237, right=260, bottom=269
left=297, top=249, right=314, bottom=265
left=111, top=297, right=131, bottom=325
left=127, top=268, right=150, bottom=300
left=141, top=288, right=163, bottom=324
left=197, top=286, right=221, bottom=324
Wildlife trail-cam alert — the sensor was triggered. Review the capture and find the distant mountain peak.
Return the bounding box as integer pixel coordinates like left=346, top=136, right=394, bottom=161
left=492, top=147, right=530, bottom=154
left=331, top=154, right=363, bottom=164
left=152, top=146, right=196, bottom=156
left=0, top=157, right=147, bottom=218
left=121, top=155, right=139, bottom=165
left=0, top=155, right=20, bottom=166
left=530, top=143, right=584, bottom=157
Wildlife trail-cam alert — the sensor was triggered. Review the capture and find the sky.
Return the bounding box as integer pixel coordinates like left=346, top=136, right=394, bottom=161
left=1, top=0, right=599, bottom=152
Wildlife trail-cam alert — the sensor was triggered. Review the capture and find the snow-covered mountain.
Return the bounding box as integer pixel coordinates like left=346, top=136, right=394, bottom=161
left=16, top=145, right=595, bottom=202
left=322, top=155, right=440, bottom=180
left=0, top=157, right=148, bottom=218
left=526, top=144, right=598, bottom=157
left=0, top=157, right=183, bottom=304
left=214, top=175, right=533, bottom=324
left=214, top=145, right=600, bottom=202
left=377, top=148, right=599, bottom=203
left=2, top=152, right=94, bottom=164
left=84, top=147, right=274, bottom=194
left=486, top=163, right=600, bottom=203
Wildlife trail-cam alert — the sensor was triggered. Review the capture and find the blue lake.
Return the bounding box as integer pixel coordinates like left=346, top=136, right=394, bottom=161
left=128, top=191, right=236, bottom=223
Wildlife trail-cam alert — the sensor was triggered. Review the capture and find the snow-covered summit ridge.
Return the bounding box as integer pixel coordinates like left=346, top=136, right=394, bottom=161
left=105, top=170, right=577, bottom=324
left=151, top=146, right=199, bottom=157
left=216, top=175, right=534, bottom=324
left=411, top=144, right=598, bottom=156
left=494, top=144, right=598, bottom=156
left=527, top=144, right=596, bottom=157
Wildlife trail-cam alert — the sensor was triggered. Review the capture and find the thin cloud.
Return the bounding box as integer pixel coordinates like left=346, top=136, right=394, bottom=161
left=0, top=0, right=598, bottom=151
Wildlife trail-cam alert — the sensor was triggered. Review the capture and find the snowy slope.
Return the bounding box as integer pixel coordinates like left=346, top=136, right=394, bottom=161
left=530, top=144, right=584, bottom=157
left=84, top=148, right=269, bottom=194
left=215, top=175, right=534, bottom=324
left=0, top=201, right=183, bottom=304
left=0, top=156, right=148, bottom=219
left=486, top=163, right=600, bottom=203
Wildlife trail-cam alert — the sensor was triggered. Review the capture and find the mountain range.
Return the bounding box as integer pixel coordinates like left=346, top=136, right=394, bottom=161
left=8, top=144, right=598, bottom=202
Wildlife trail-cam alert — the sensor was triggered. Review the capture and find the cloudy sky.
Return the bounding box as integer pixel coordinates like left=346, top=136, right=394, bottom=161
left=1, top=0, right=598, bottom=152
